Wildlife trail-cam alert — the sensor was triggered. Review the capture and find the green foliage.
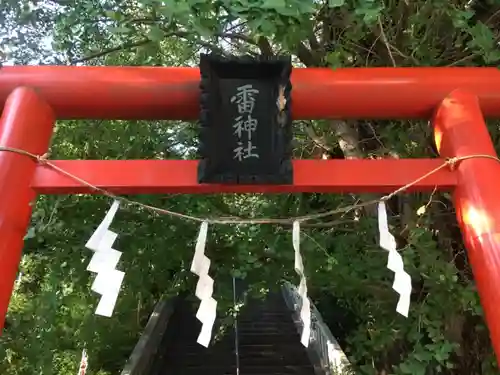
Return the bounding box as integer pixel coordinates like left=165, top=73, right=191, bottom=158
left=1, top=0, right=500, bottom=374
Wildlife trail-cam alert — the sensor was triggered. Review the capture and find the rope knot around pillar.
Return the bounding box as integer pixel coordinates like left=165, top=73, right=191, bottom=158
left=37, top=153, right=50, bottom=164
left=446, top=157, right=459, bottom=171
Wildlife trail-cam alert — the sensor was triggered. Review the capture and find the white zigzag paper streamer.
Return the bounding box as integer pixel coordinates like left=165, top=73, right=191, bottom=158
left=85, top=200, right=125, bottom=317
left=190, top=221, right=217, bottom=347
left=378, top=202, right=412, bottom=317
left=293, top=221, right=311, bottom=347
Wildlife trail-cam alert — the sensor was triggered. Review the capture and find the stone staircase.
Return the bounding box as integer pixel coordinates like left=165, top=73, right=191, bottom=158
left=149, top=292, right=316, bottom=375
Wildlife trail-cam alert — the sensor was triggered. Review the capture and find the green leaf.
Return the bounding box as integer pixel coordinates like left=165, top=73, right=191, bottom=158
left=159, top=2, right=190, bottom=19
left=326, top=51, right=342, bottom=68
left=249, top=16, right=277, bottom=35
left=296, top=1, right=316, bottom=14
left=399, top=361, right=426, bottom=375
left=275, top=7, right=299, bottom=17
left=108, top=26, right=130, bottom=34
left=414, top=352, right=431, bottom=362
left=261, top=0, right=286, bottom=10
left=147, top=26, right=165, bottom=42
left=328, top=0, right=345, bottom=7
left=104, top=11, right=120, bottom=20
left=23, top=227, right=36, bottom=240
left=468, top=22, right=495, bottom=51
left=361, top=7, right=383, bottom=24
left=173, top=1, right=191, bottom=15
left=158, top=6, right=174, bottom=19
left=192, top=22, right=213, bottom=38
left=485, top=50, right=500, bottom=64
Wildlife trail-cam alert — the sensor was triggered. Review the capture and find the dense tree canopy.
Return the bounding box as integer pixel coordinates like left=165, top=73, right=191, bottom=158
left=1, top=0, right=500, bottom=374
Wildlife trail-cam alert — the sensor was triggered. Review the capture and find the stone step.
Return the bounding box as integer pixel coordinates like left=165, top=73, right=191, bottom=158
left=150, top=292, right=316, bottom=375
left=161, top=364, right=316, bottom=375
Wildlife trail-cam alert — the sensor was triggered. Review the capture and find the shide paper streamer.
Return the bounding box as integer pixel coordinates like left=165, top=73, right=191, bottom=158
left=293, top=221, right=311, bottom=347
left=85, top=200, right=125, bottom=317
left=190, top=221, right=217, bottom=347
left=378, top=202, right=412, bottom=317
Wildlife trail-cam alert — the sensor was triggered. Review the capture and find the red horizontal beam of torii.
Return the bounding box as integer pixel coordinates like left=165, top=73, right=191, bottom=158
left=0, top=68, right=499, bottom=367
left=1, top=66, right=500, bottom=119
left=31, top=159, right=455, bottom=194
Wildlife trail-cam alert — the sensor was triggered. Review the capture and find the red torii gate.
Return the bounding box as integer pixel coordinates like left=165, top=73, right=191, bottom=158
left=0, top=66, right=499, bottom=364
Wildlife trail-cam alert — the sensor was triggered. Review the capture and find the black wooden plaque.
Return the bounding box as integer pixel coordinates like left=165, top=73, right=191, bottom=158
left=198, top=54, right=293, bottom=184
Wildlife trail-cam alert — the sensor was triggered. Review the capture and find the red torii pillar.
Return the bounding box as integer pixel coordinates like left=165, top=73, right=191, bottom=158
left=0, top=67, right=499, bottom=364
left=0, top=88, right=55, bottom=323
left=433, top=90, right=500, bottom=360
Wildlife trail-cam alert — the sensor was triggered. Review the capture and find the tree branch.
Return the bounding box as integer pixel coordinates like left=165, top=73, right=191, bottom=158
left=70, top=38, right=151, bottom=64
left=256, top=36, right=273, bottom=56
left=71, top=28, right=240, bottom=64
left=302, top=121, right=332, bottom=152
left=308, top=33, right=321, bottom=53
left=377, top=17, right=396, bottom=67
left=296, top=42, right=320, bottom=66
left=217, top=32, right=255, bottom=44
